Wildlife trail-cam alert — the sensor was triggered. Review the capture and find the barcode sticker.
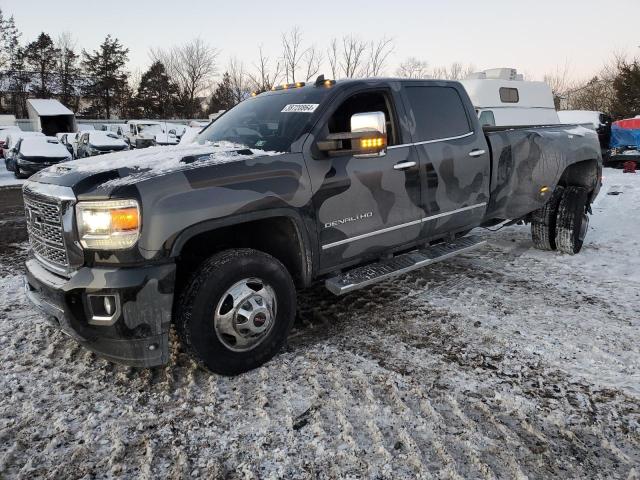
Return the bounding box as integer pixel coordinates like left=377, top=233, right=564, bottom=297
left=281, top=104, right=319, bottom=113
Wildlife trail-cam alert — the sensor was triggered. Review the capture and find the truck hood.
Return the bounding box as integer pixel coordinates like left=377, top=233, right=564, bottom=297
left=29, top=142, right=283, bottom=198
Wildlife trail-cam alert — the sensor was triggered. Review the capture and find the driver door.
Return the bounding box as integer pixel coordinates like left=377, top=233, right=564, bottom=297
left=308, top=87, right=423, bottom=270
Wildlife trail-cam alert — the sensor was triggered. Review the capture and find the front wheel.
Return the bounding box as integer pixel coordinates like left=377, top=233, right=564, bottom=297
left=555, top=186, right=589, bottom=254
left=176, top=248, right=296, bottom=375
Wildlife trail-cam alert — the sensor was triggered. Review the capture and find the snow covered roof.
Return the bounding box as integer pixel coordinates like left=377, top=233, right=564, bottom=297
left=27, top=99, right=74, bottom=117
left=20, top=137, right=70, bottom=158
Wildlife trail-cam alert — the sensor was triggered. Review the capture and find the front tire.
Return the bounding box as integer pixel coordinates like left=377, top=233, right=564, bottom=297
left=176, top=248, right=296, bottom=376
left=555, top=186, right=589, bottom=254
left=531, top=186, right=564, bottom=250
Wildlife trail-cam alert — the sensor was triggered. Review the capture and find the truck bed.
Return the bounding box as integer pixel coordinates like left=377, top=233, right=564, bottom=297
left=482, top=123, right=602, bottom=222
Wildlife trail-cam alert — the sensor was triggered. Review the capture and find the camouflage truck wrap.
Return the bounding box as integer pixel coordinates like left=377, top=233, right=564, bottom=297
left=22, top=78, right=602, bottom=373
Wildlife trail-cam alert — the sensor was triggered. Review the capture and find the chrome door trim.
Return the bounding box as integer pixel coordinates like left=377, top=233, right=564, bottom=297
left=387, top=131, right=474, bottom=150
left=321, top=202, right=487, bottom=250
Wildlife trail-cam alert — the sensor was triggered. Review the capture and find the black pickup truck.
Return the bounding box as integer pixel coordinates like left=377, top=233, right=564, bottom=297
left=22, top=77, right=602, bottom=375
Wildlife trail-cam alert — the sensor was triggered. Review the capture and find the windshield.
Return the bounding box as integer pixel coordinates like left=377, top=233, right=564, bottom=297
left=196, top=88, right=331, bottom=152
left=138, top=124, right=162, bottom=134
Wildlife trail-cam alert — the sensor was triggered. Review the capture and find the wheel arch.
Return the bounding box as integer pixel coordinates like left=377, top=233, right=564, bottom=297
left=558, top=158, right=601, bottom=202
left=169, top=208, right=315, bottom=288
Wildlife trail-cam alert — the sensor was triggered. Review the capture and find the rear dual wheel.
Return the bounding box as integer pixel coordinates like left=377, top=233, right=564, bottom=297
left=531, top=186, right=589, bottom=255
left=555, top=186, right=589, bottom=255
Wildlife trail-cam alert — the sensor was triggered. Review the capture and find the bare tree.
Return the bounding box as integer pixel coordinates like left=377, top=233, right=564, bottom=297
left=432, top=62, right=475, bottom=80
left=396, top=57, right=430, bottom=79
left=362, top=37, right=394, bottom=77
left=327, top=38, right=340, bottom=79
left=543, top=61, right=573, bottom=109
left=248, top=45, right=283, bottom=92
left=227, top=57, right=251, bottom=104
left=281, top=27, right=304, bottom=83
left=151, top=38, right=219, bottom=117
left=302, top=45, right=323, bottom=82
left=340, top=35, right=367, bottom=78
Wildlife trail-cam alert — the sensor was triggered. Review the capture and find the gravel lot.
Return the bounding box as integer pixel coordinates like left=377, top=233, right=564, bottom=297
left=0, top=169, right=639, bottom=479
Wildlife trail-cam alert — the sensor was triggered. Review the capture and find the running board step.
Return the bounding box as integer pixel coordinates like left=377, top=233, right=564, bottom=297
left=325, top=235, right=486, bottom=295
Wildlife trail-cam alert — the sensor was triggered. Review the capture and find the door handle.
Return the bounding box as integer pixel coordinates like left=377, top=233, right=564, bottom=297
left=393, top=161, right=416, bottom=170
left=469, top=149, right=486, bottom=157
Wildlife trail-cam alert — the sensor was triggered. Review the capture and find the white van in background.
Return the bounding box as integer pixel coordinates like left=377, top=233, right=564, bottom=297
left=460, top=68, right=559, bottom=127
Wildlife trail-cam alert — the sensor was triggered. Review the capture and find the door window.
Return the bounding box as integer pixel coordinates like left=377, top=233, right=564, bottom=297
left=404, top=86, right=471, bottom=142
left=326, top=90, right=398, bottom=147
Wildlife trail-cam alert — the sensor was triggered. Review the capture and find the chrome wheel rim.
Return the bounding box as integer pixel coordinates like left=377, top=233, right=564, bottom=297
left=214, top=278, right=277, bottom=352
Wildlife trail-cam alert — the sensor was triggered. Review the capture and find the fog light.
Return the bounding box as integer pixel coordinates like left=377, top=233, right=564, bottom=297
left=87, top=294, right=121, bottom=326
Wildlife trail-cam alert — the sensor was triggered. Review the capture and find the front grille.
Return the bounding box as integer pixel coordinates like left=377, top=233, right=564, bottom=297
left=23, top=190, right=69, bottom=269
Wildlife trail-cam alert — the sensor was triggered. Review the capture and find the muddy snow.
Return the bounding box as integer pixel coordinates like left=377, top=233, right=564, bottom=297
left=0, top=169, right=639, bottom=479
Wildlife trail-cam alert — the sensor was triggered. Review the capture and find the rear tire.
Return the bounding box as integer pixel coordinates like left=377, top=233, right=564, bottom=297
left=531, top=186, right=564, bottom=250
left=176, top=248, right=296, bottom=376
left=555, top=186, right=589, bottom=255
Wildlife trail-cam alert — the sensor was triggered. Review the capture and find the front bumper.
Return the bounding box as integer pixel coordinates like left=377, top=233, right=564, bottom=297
left=24, top=258, right=176, bottom=367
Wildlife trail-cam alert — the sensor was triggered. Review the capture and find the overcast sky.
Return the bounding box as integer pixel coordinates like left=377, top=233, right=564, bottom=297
left=3, top=0, right=639, bottom=81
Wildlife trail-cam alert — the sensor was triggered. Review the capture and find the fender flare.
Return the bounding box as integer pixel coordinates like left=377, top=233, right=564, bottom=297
left=168, top=208, right=316, bottom=286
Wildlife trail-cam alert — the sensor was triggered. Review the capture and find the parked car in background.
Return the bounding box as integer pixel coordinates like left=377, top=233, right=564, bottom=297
left=76, top=131, right=129, bottom=158
left=125, top=120, right=178, bottom=148
left=558, top=110, right=612, bottom=158
left=3, top=131, right=45, bottom=169
left=56, top=132, right=76, bottom=157
left=69, top=128, right=97, bottom=158
left=0, top=125, right=21, bottom=158
left=163, top=122, right=187, bottom=140
left=10, top=136, right=71, bottom=178
left=106, top=123, right=128, bottom=138
left=461, top=68, right=559, bottom=126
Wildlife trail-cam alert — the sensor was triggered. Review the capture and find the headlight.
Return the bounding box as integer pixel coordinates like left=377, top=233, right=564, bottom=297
left=76, top=199, right=140, bottom=250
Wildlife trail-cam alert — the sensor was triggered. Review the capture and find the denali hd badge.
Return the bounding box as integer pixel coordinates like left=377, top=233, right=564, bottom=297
left=281, top=104, right=319, bottom=113
left=324, top=212, right=373, bottom=229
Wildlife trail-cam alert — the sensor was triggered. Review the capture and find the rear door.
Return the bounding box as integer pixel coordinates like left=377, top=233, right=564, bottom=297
left=401, top=83, right=490, bottom=238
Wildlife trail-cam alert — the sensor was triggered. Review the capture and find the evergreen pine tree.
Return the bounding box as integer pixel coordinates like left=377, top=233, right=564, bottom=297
left=137, top=61, right=179, bottom=118
left=81, top=35, right=129, bottom=119
left=25, top=32, right=59, bottom=98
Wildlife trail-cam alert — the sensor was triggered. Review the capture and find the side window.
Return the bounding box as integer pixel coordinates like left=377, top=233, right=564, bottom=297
left=130, top=124, right=136, bottom=134
left=478, top=110, right=496, bottom=127
left=327, top=90, right=398, bottom=146
left=499, top=87, right=519, bottom=103
left=404, top=86, right=471, bottom=142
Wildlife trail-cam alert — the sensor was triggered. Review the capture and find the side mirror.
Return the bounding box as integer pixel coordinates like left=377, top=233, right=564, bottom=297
left=317, top=111, right=387, bottom=157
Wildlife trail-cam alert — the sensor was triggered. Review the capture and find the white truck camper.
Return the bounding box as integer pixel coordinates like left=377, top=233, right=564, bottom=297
left=460, top=68, right=559, bottom=127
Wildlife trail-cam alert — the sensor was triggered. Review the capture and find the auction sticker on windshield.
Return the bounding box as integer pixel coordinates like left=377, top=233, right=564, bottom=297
left=281, top=104, right=319, bottom=113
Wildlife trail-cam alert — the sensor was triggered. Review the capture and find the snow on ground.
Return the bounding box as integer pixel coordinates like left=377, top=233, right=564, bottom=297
left=0, top=166, right=25, bottom=188
left=0, top=169, right=638, bottom=479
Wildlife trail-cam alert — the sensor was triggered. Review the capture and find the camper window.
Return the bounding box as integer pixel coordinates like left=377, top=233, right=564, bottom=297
left=499, top=87, right=519, bottom=103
